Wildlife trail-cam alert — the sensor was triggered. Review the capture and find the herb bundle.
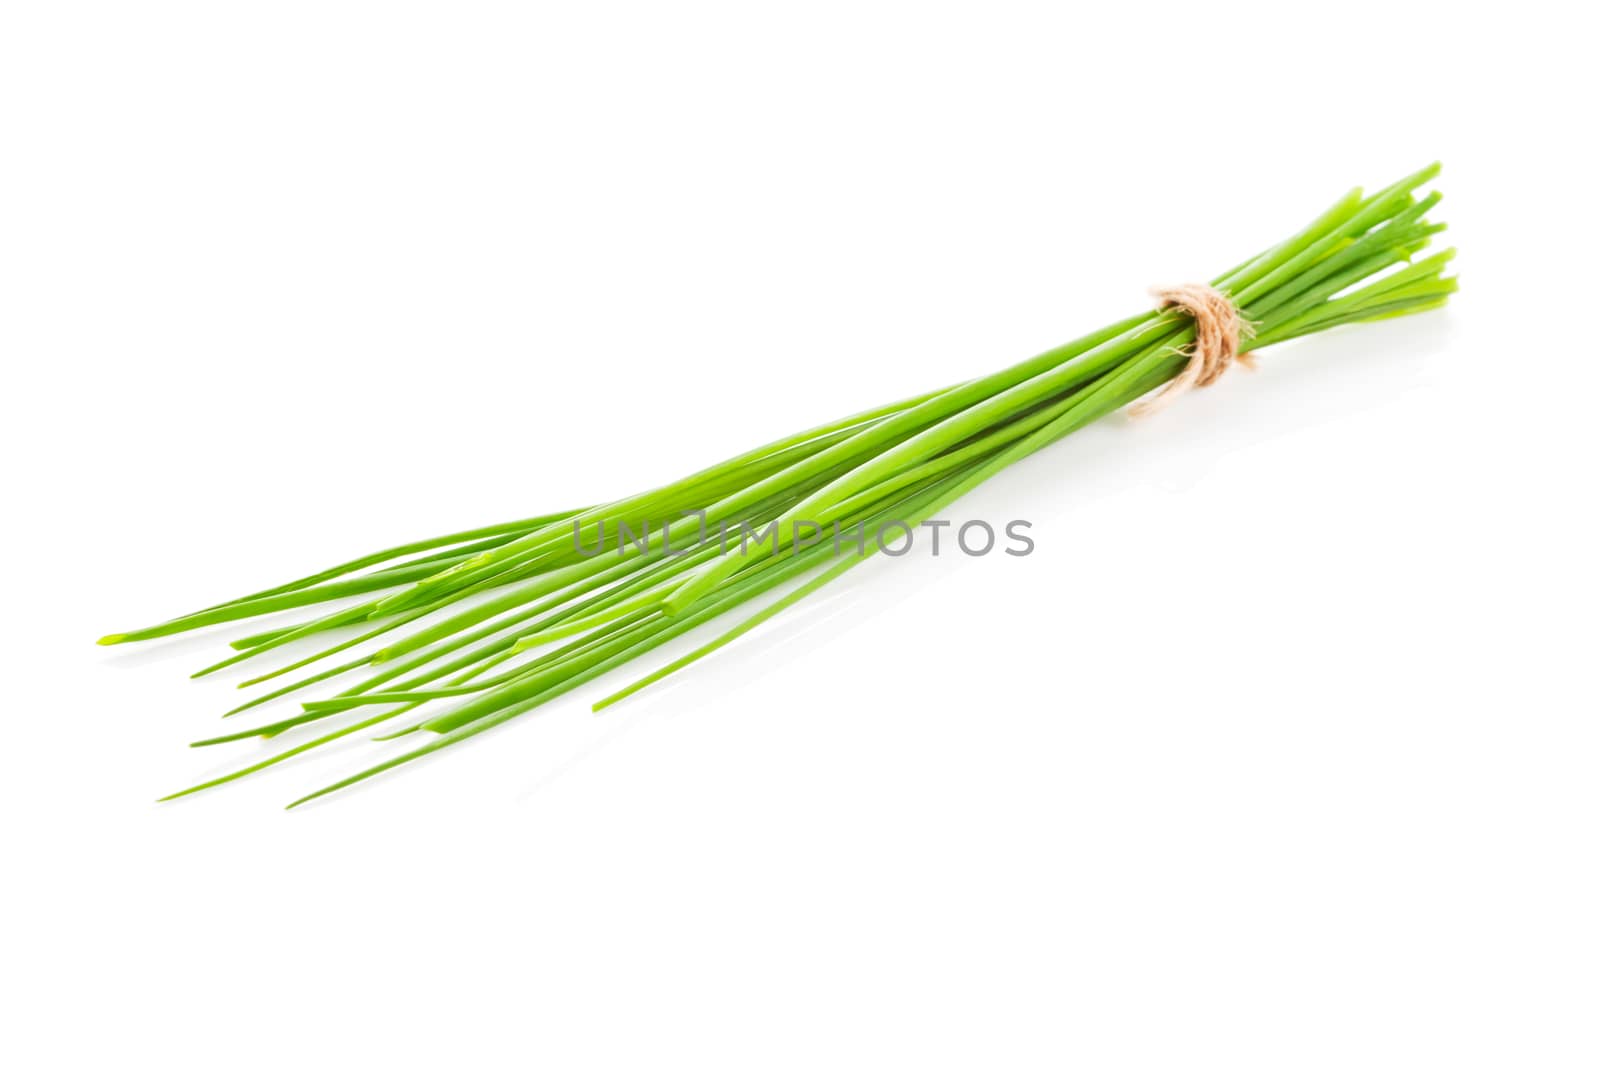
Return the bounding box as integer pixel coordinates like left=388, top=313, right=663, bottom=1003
left=104, top=164, right=1456, bottom=806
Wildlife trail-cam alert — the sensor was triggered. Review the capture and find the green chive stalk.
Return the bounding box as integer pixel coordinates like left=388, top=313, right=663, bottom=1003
left=104, top=165, right=1457, bottom=806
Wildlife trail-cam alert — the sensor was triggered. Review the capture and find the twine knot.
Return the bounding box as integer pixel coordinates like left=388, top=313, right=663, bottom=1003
left=1128, top=283, right=1256, bottom=418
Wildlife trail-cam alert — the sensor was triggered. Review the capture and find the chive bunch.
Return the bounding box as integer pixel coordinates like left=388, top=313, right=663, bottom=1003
left=104, top=164, right=1456, bottom=806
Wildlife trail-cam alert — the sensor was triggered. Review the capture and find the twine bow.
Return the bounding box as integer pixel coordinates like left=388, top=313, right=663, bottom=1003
left=1128, top=284, right=1256, bottom=418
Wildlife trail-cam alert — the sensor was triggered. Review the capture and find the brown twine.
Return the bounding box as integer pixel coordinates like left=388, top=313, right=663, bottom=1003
left=1128, top=284, right=1256, bottom=418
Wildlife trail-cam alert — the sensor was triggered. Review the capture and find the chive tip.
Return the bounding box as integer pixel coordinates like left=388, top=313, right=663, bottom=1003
left=97, top=633, right=127, bottom=646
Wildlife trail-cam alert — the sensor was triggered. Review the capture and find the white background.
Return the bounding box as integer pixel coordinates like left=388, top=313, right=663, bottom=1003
left=3, top=1, right=1596, bottom=1063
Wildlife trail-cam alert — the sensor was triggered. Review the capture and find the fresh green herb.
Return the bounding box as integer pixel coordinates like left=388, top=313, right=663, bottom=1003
left=104, top=165, right=1457, bottom=807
